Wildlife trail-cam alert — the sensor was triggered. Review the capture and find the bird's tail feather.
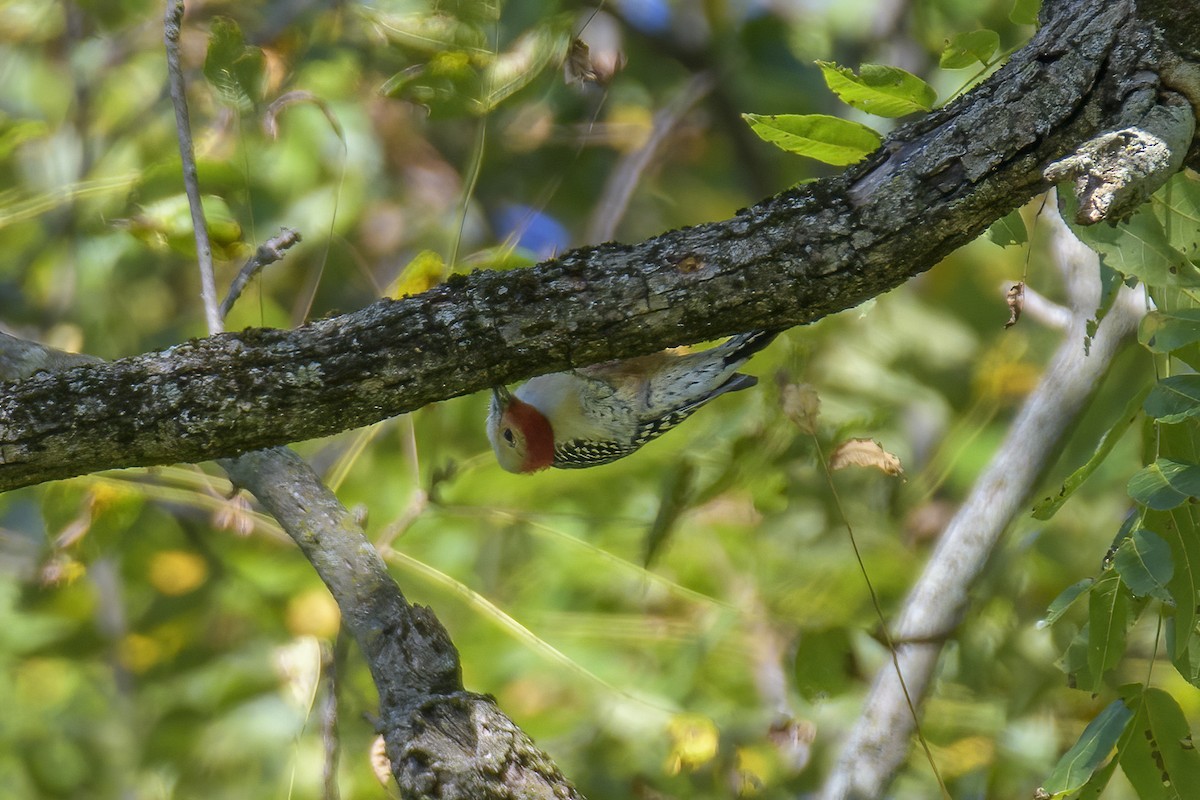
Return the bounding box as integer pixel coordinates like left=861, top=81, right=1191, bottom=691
left=721, top=330, right=779, bottom=367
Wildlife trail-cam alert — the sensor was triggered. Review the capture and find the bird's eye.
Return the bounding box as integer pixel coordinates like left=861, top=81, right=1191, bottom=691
left=503, top=428, right=515, bottom=445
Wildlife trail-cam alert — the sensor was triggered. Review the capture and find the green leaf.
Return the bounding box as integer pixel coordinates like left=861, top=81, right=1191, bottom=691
left=1140, top=309, right=1200, bottom=353
left=1038, top=699, right=1132, bottom=798
left=1059, top=623, right=1099, bottom=691
left=939, top=30, right=1000, bottom=69
left=203, top=17, right=264, bottom=111
left=1129, top=459, right=1200, bottom=510
left=986, top=208, right=1028, bottom=247
left=1088, top=572, right=1130, bottom=680
left=1118, top=687, right=1200, bottom=799
left=1062, top=192, right=1200, bottom=288
left=643, top=459, right=697, bottom=567
left=1145, top=376, right=1200, bottom=424
left=1010, top=0, right=1041, bottom=25
left=816, top=62, right=936, bottom=117
left=1086, top=265, right=1129, bottom=353
left=793, top=628, right=855, bottom=700
left=1075, top=750, right=1121, bottom=799
left=1145, top=505, right=1200, bottom=658
left=1033, top=386, right=1148, bottom=520
left=477, top=20, right=570, bottom=113
left=1040, top=578, right=1094, bottom=627
left=1114, top=529, right=1174, bottom=600
left=364, top=8, right=489, bottom=54
left=1168, top=627, right=1200, bottom=687
left=1153, top=171, right=1200, bottom=261
left=742, top=113, right=882, bottom=166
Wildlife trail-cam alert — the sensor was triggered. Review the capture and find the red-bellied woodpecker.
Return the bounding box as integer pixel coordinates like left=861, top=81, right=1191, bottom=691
left=487, top=331, right=777, bottom=473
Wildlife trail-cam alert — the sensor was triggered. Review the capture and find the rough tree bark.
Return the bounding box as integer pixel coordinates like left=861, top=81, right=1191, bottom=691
left=3, top=0, right=1197, bottom=493
left=2, top=1, right=1199, bottom=799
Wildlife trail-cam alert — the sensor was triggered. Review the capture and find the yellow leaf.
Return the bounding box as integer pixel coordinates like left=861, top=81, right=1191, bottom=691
left=148, top=550, right=208, bottom=595
left=286, top=587, right=341, bottom=638
left=665, top=713, right=720, bottom=774
left=119, top=633, right=162, bottom=673
left=389, top=250, right=446, bottom=298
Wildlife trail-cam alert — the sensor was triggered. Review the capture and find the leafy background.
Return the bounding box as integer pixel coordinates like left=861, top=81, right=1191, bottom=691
left=0, top=0, right=1192, bottom=798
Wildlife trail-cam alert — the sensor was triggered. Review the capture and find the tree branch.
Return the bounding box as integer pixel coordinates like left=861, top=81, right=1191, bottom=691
left=1, top=0, right=1195, bottom=494
left=820, top=212, right=1146, bottom=800
left=220, top=449, right=582, bottom=799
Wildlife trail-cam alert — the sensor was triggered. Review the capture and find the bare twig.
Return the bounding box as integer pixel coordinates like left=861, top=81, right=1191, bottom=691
left=820, top=221, right=1145, bottom=800
left=164, top=0, right=222, bottom=335
left=220, top=227, right=302, bottom=320
left=321, top=633, right=346, bottom=800
left=585, top=72, right=713, bottom=244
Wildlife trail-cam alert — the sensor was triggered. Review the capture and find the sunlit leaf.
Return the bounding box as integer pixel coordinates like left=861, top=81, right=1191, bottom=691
left=363, top=9, right=489, bottom=54
left=816, top=61, right=936, bottom=117
left=1038, top=699, right=1131, bottom=798
left=477, top=21, right=571, bottom=113
left=1061, top=192, right=1200, bottom=288
left=1114, top=529, right=1173, bottom=600
left=1087, top=572, right=1129, bottom=679
left=742, top=113, right=882, bottom=166
left=1152, top=171, right=1200, bottom=261
left=1033, top=386, right=1147, bottom=520
left=1011, top=0, right=1042, bottom=25
left=987, top=208, right=1028, bottom=247
left=1128, top=459, right=1200, bottom=510
left=940, top=30, right=1000, bottom=69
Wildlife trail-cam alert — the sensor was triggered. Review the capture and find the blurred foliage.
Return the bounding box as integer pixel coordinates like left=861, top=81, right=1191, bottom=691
left=1, top=0, right=1190, bottom=798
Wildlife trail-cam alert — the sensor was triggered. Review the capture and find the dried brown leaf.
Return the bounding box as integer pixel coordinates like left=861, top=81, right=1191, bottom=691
left=1004, top=281, right=1025, bottom=329
left=370, top=734, right=392, bottom=787
left=829, top=438, right=904, bottom=477
left=781, top=381, right=821, bottom=434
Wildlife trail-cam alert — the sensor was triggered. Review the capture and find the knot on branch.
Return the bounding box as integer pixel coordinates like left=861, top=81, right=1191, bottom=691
left=1045, top=95, right=1195, bottom=223
left=389, top=692, right=583, bottom=800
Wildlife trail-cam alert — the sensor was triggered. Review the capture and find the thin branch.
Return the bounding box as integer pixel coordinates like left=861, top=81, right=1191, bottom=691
left=585, top=72, right=714, bottom=244
left=164, top=0, right=222, bottom=334
left=321, top=634, right=345, bottom=800
left=820, top=223, right=1146, bottom=800
left=220, top=227, right=303, bottom=320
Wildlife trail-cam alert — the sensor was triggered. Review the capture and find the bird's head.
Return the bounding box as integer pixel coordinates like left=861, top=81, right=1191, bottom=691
left=487, top=386, right=556, bottom=473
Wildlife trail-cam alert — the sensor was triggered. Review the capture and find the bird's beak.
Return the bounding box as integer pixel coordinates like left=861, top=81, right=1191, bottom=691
left=492, top=385, right=514, bottom=408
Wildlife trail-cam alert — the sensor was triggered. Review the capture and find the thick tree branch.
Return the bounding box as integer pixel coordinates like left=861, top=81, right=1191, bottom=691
left=1, top=0, right=1196, bottom=493
left=220, top=449, right=582, bottom=799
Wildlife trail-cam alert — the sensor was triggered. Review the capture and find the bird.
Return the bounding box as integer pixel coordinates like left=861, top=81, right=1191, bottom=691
left=487, top=330, right=777, bottom=473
